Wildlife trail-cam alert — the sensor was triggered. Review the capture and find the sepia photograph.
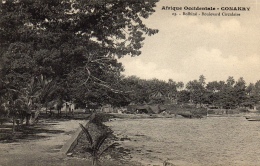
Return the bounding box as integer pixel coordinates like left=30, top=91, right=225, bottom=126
left=0, top=0, right=260, bottom=165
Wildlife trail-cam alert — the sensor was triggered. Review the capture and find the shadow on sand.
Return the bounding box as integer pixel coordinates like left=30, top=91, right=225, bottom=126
left=0, top=120, right=65, bottom=143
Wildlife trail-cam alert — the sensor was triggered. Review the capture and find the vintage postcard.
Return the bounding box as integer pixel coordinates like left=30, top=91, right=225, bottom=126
left=0, top=0, right=260, bottom=166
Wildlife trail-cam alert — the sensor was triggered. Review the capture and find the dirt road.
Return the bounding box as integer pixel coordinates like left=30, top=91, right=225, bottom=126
left=0, top=119, right=92, bottom=166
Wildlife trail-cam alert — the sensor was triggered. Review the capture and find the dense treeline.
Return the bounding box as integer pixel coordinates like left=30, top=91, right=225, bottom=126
left=121, top=75, right=260, bottom=109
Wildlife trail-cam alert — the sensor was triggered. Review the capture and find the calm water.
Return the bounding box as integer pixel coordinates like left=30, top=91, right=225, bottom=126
left=106, top=117, right=260, bottom=166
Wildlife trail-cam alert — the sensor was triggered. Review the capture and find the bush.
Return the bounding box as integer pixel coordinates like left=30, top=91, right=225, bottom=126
left=207, top=109, right=215, bottom=114
left=191, top=108, right=207, bottom=115
left=238, top=108, right=249, bottom=113
left=89, top=113, right=116, bottom=124
left=79, top=122, right=118, bottom=165
left=0, top=133, right=13, bottom=141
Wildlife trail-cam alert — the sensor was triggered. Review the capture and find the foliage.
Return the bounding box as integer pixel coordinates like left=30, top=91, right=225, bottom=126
left=186, top=78, right=206, bottom=106
left=118, top=75, right=260, bottom=110
left=0, top=133, right=13, bottom=141
left=89, top=113, right=117, bottom=124
left=79, top=123, right=117, bottom=166
left=120, top=76, right=184, bottom=105
left=1, top=0, right=260, bottom=116
left=0, top=0, right=159, bottom=112
left=177, top=90, right=190, bottom=104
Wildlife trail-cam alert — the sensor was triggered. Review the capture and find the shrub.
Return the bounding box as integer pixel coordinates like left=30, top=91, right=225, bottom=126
left=238, top=108, right=249, bottom=113
left=89, top=113, right=116, bottom=124
left=0, top=133, right=13, bottom=141
left=79, top=123, right=118, bottom=166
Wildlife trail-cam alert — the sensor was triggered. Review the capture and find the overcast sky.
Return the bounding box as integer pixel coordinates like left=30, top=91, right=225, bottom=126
left=118, top=0, right=260, bottom=84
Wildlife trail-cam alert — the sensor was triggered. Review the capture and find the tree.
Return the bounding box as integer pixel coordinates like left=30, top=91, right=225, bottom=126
left=147, top=78, right=168, bottom=104
left=206, top=81, right=226, bottom=106
left=233, top=77, right=247, bottom=107
left=226, top=76, right=235, bottom=87
left=246, top=83, right=255, bottom=96
left=186, top=77, right=207, bottom=106
left=254, top=80, right=260, bottom=94
left=206, top=81, right=221, bottom=93
left=245, top=81, right=260, bottom=108
left=0, top=0, right=159, bottom=110
left=177, top=90, right=190, bottom=104
left=176, top=82, right=184, bottom=91
left=199, top=75, right=206, bottom=86
left=121, top=76, right=150, bottom=104
left=217, top=87, right=236, bottom=109
left=166, top=79, right=178, bottom=103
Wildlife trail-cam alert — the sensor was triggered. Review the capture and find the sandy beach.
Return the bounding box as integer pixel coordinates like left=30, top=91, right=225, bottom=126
left=106, top=117, right=260, bottom=166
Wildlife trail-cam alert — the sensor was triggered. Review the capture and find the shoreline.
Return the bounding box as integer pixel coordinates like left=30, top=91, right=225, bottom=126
left=104, top=116, right=260, bottom=166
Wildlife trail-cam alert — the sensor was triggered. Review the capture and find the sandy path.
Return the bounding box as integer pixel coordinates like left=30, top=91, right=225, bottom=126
left=0, top=119, right=90, bottom=166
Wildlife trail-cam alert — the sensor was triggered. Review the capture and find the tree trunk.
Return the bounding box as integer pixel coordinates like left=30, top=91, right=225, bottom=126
left=26, top=114, right=30, bottom=125
left=12, top=116, right=16, bottom=133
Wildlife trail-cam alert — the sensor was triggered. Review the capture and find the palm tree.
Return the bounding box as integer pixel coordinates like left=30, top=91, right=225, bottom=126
left=79, top=123, right=118, bottom=166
